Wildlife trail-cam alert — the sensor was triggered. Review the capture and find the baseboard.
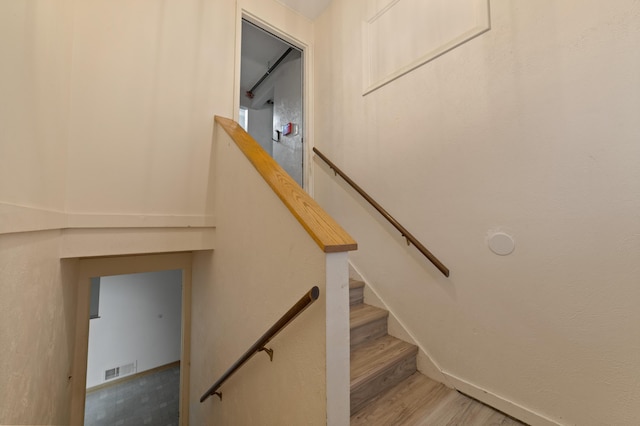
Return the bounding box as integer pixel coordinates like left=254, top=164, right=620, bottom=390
left=348, top=261, right=451, bottom=387
left=86, top=360, right=180, bottom=394
left=443, top=372, right=561, bottom=426
left=349, top=260, right=562, bottom=426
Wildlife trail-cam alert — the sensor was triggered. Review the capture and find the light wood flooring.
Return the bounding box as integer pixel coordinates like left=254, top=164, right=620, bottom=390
left=349, top=279, right=526, bottom=425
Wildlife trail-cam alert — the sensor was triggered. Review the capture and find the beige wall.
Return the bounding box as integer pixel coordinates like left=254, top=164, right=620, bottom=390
left=0, top=0, right=73, bottom=235
left=65, top=0, right=235, bottom=219
left=0, top=2, right=78, bottom=424
left=0, top=0, right=314, bottom=424
left=0, top=231, right=78, bottom=424
left=314, top=1, right=640, bottom=425
left=0, top=1, right=73, bottom=213
left=190, top=125, right=329, bottom=425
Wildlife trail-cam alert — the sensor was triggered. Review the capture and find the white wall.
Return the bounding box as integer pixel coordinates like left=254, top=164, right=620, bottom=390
left=314, top=1, right=640, bottom=425
left=86, top=270, right=182, bottom=389
left=248, top=105, right=274, bottom=156
left=273, top=54, right=304, bottom=187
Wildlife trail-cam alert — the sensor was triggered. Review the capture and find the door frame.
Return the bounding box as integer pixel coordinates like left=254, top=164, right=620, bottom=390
left=70, top=252, right=192, bottom=426
left=233, top=2, right=315, bottom=194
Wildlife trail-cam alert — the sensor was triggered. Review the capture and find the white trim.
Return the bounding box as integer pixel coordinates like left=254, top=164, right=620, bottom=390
left=66, top=213, right=215, bottom=228
left=60, top=227, right=215, bottom=258
left=0, top=202, right=215, bottom=237
left=443, top=371, right=562, bottom=426
left=0, top=202, right=67, bottom=235
left=71, top=253, right=193, bottom=426
left=325, top=252, right=350, bottom=426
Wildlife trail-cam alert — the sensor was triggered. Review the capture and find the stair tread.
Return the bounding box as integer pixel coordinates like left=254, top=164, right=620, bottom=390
left=351, top=372, right=525, bottom=425
left=349, top=279, right=365, bottom=289
left=418, top=388, right=524, bottom=425
left=351, top=335, right=417, bottom=389
left=351, top=372, right=450, bottom=425
left=350, top=304, right=388, bottom=330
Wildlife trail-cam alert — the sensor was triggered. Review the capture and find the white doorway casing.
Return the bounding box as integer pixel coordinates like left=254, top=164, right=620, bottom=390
left=70, top=253, right=192, bottom=426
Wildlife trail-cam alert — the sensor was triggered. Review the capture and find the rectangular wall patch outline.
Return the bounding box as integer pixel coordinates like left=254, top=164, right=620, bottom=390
left=362, top=0, right=491, bottom=95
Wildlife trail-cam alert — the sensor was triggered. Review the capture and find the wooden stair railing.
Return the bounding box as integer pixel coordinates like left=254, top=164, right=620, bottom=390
left=215, top=116, right=357, bottom=254
left=313, top=148, right=450, bottom=277
left=200, top=286, right=320, bottom=403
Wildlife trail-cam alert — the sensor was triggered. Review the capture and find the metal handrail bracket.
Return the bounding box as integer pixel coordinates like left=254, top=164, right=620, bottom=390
left=200, top=286, right=320, bottom=403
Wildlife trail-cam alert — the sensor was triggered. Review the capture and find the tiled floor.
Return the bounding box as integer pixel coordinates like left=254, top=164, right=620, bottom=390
left=84, top=365, right=180, bottom=426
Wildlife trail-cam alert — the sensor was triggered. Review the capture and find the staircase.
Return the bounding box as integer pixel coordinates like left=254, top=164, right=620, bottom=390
left=349, top=279, right=525, bottom=425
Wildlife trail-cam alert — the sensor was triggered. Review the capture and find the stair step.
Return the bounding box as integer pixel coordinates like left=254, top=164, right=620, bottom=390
left=349, top=279, right=365, bottom=306
left=346, top=279, right=525, bottom=425
left=350, top=335, right=418, bottom=415
left=351, top=372, right=525, bottom=425
left=350, top=304, right=388, bottom=348
left=351, top=372, right=449, bottom=425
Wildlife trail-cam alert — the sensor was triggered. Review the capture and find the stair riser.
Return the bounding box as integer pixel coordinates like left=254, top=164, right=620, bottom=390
left=350, top=287, right=364, bottom=306
left=350, top=353, right=417, bottom=415
left=351, top=318, right=387, bottom=349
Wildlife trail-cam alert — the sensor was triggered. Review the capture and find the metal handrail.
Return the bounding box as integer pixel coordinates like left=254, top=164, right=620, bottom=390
left=313, top=147, right=450, bottom=277
left=199, top=286, right=320, bottom=403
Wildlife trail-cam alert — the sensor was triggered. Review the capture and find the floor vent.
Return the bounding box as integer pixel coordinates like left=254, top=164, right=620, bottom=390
left=105, top=362, right=137, bottom=381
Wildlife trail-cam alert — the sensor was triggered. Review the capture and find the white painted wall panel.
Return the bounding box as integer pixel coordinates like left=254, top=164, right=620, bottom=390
left=363, top=0, right=489, bottom=93
left=86, top=270, right=182, bottom=389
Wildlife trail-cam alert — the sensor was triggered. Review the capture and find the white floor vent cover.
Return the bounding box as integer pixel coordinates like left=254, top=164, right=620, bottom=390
left=104, top=361, right=137, bottom=381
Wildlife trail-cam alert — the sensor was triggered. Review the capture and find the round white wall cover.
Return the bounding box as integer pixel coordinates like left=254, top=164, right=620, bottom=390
left=488, top=232, right=515, bottom=256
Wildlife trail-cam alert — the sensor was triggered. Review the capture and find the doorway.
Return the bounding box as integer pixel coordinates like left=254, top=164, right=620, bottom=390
left=70, top=253, right=192, bottom=426
left=84, top=270, right=182, bottom=426
left=240, top=19, right=304, bottom=187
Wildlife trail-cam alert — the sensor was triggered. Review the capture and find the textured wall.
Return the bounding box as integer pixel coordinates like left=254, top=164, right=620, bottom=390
left=314, top=0, right=640, bottom=424
left=190, top=125, right=328, bottom=425
left=0, top=231, right=78, bottom=425
left=0, top=2, right=78, bottom=424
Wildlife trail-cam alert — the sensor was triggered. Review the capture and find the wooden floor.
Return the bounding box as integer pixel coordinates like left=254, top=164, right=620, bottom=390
left=349, top=279, right=526, bottom=425
left=351, top=372, right=524, bottom=425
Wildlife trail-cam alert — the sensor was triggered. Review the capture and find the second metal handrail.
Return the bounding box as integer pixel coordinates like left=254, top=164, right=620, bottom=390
left=313, top=147, right=449, bottom=277
left=200, top=286, right=320, bottom=403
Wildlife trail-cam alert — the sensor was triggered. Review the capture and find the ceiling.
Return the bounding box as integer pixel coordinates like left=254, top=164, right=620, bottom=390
left=240, top=21, right=300, bottom=108
left=240, top=0, right=329, bottom=108
left=275, top=0, right=332, bottom=20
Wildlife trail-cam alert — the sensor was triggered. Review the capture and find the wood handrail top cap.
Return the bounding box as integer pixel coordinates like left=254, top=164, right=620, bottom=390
left=215, top=115, right=357, bottom=253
